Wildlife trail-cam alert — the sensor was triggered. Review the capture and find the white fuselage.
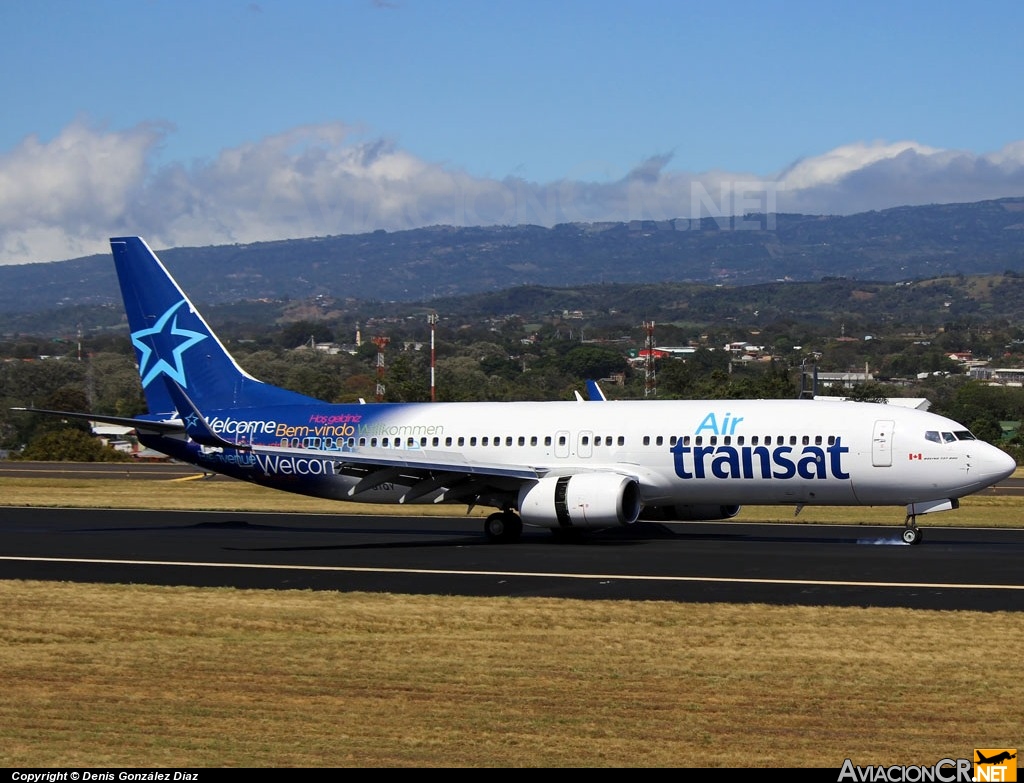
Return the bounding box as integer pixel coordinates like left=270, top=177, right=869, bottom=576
left=180, top=397, right=1016, bottom=510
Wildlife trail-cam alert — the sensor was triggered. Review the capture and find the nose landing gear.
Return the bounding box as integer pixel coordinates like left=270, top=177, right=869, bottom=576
left=902, top=515, right=923, bottom=545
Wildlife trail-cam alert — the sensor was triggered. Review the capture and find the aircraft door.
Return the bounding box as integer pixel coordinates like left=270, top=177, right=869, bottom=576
left=872, top=419, right=894, bottom=467
left=577, top=430, right=593, bottom=459
left=554, top=430, right=571, bottom=458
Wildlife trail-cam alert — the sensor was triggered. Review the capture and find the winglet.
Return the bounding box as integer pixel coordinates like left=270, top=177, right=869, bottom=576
left=162, top=377, right=250, bottom=450
left=586, top=379, right=607, bottom=401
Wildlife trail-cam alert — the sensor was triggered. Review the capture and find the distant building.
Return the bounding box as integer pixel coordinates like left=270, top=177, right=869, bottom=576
left=815, top=371, right=873, bottom=389
left=90, top=421, right=169, bottom=461
left=814, top=396, right=932, bottom=411
left=969, top=367, right=1024, bottom=386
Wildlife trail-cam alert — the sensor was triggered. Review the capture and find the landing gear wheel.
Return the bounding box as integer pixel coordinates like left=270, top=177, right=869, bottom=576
left=901, top=526, right=922, bottom=545
left=484, top=511, right=523, bottom=543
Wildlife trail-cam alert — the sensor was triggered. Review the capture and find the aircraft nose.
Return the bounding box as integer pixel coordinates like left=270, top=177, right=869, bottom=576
left=985, top=446, right=1018, bottom=483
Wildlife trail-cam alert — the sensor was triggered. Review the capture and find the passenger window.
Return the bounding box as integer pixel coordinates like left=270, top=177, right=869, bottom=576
left=531, top=436, right=538, bottom=446
left=470, top=437, right=477, bottom=446
left=643, top=436, right=650, bottom=446
left=617, top=436, right=624, bottom=446
left=506, top=436, right=513, bottom=446
left=581, top=436, right=589, bottom=446
left=656, top=436, right=664, bottom=446
left=545, top=436, right=552, bottom=446
left=482, top=437, right=489, bottom=446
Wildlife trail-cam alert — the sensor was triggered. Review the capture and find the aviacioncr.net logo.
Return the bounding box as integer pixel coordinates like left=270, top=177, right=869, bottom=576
left=974, top=749, right=1017, bottom=782
left=838, top=758, right=973, bottom=782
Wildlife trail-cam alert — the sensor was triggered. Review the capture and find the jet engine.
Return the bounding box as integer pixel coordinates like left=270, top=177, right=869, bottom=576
left=639, top=504, right=741, bottom=521
left=518, top=473, right=642, bottom=529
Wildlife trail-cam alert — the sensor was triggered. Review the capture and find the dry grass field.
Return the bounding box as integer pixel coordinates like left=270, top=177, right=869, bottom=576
left=0, top=474, right=1021, bottom=768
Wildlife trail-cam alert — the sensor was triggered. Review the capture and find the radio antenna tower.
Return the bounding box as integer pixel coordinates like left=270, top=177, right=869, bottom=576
left=371, top=336, right=389, bottom=402
left=427, top=313, right=438, bottom=402
left=643, top=320, right=657, bottom=397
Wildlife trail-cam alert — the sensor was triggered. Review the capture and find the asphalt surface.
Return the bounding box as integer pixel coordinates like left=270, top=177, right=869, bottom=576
left=3, top=460, right=1023, bottom=609
left=2, top=503, right=1023, bottom=610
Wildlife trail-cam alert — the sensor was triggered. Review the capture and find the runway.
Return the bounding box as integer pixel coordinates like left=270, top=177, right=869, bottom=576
left=2, top=506, right=1023, bottom=610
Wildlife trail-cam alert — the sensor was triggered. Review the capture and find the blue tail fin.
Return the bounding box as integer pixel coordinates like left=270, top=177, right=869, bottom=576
left=110, top=237, right=322, bottom=415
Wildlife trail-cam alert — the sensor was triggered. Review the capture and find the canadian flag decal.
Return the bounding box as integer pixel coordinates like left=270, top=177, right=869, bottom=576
left=909, top=453, right=923, bottom=460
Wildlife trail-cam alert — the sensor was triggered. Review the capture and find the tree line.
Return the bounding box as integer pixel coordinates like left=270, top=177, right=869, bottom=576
left=5, top=319, right=1024, bottom=464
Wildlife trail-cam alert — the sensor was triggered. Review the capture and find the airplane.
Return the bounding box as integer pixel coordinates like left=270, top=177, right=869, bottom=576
left=976, top=751, right=1016, bottom=765
left=14, top=236, right=1018, bottom=545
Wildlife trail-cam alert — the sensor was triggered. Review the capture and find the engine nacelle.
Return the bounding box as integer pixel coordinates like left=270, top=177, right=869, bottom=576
left=518, top=473, right=642, bottom=529
left=639, top=504, right=741, bottom=522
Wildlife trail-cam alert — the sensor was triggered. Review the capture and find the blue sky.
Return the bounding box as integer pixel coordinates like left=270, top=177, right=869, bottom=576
left=2, top=0, right=1023, bottom=264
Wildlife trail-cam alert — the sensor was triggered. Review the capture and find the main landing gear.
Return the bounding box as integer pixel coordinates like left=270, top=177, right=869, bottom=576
left=902, top=514, right=923, bottom=545
left=484, top=510, right=523, bottom=543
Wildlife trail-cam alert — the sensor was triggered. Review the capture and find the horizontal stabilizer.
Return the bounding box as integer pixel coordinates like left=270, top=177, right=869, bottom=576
left=10, top=406, right=184, bottom=435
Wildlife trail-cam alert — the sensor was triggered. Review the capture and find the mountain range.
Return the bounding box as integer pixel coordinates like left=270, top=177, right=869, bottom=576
left=1, top=197, right=1023, bottom=324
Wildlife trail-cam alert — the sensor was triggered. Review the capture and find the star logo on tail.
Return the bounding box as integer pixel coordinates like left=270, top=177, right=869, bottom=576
left=131, top=300, right=208, bottom=388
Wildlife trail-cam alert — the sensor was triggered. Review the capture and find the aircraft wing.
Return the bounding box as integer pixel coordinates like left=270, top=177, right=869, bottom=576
left=162, top=377, right=549, bottom=503
left=252, top=441, right=545, bottom=478
left=247, top=440, right=652, bottom=507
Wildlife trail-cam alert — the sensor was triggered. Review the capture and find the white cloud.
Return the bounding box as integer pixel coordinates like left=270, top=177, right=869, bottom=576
left=776, top=140, right=943, bottom=190
left=1, top=119, right=1023, bottom=265
left=0, top=118, right=168, bottom=263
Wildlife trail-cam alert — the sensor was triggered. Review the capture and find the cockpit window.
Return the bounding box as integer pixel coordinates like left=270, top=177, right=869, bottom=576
left=927, top=429, right=977, bottom=443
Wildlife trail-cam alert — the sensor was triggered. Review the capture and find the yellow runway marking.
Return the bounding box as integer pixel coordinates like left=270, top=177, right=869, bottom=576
left=2, top=556, right=1022, bottom=591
